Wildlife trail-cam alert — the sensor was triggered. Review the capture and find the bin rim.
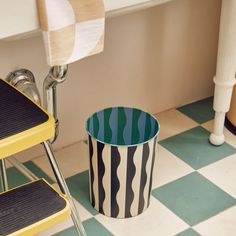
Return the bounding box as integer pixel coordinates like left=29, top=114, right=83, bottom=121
left=86, top=106, right=160, bottom=147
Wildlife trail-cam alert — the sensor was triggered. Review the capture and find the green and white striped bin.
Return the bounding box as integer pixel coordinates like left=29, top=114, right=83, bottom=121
left=86, top=107, right=160, bottom=218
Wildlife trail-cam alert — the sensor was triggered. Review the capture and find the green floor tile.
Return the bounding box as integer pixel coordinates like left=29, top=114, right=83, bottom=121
left=152, top=172, right=236, bottom=226
left=1, top=166, right=30, bottom=191
left=83, top=218, right=113, bottom=236
left=159, top=126, right=236, bottom=169
left=0, top=161, right=54, bottom=192
left=66, top=170, right=98, bottom=215
left=54, top=227, right=77, bottom=236
left=55, top=218, right=113, bottom=236
left=177, top=97, right=214, bottom=124
left=176, top=228, right=201, bottom=236
left=24, top=161, right=54, bottom=184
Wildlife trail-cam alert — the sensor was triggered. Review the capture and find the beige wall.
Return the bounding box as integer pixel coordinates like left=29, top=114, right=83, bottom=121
left=0, top=0, right=221, bottom=157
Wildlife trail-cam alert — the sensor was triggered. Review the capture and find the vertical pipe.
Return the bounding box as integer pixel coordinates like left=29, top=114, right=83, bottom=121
left=209, top=0, right=236, bottom=145
left=43, top=65, right=68, bottom=143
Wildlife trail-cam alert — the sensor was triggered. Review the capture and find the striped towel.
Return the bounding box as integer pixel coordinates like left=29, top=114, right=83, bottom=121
left=37, top=0, right=105, bottom=66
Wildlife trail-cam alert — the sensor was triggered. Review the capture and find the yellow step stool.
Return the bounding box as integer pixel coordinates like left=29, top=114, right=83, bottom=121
left=0, top=180, right=70, bottom=236
left=0, top=78, right=85, bottom=236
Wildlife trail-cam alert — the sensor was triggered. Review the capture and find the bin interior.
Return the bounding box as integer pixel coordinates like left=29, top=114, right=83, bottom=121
left=86, top=107, right=159, bottom=146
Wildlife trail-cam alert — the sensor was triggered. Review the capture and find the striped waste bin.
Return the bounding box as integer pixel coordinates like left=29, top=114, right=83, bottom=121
left=86, top=107, right=160, bottom=218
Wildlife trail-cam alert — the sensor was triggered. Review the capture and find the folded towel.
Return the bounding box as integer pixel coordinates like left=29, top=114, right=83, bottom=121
left=37, top=0, right=105, bottom=66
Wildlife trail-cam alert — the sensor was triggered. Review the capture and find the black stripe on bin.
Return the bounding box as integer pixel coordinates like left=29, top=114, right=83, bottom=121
left=125, top=146, right=137, bottom=218
left=138, top=142, right=150, bottom=214
left=148, top=137, right=157, bottom=206
left=97, top=142, right=105, bottom=214
left=88, top=136, right=95, bottom=207
left=110, top=146, right=121, bottom=217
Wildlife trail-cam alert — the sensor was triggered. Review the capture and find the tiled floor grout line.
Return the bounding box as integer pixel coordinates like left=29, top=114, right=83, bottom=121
left=191, top=204, right=236, bottom=229
left=3, top=97, right=236, bottom=235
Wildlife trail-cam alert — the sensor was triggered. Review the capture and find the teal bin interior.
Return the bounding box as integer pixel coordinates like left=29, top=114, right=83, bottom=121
left=86, top=107, right=159, bottom=146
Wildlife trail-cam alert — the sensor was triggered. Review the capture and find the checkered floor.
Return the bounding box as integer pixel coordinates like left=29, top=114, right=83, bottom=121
left=3, top=97, right=236, bottom=236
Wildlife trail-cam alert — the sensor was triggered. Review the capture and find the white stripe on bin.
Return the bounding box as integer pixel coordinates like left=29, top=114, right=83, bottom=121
left=116, top=146, right=128, bottom=218
left=143, top=139, right=154, bottom=210
left=130, top=144, right=143, bottom=216
left=102, top=145, right=111, bottom=216
left=92, top=138, right=99, bottom=211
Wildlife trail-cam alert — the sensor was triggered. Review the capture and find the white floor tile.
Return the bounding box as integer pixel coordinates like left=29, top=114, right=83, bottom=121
left=152, top=145, right=194, bottom=188
left=95, top=197, right=188, bottom=236
left=202, top=120, right=236, bottom=147
left=5, top=145, right=44, bottom=168
left=198, top=153, right=236, bottom=198
left=33, top=141, right=89, bottom=180
left=155, top=109, right=198, bottom=141
left=194, top=206, right=236, bottom=236
left=36, top=218, right=73, bottom=236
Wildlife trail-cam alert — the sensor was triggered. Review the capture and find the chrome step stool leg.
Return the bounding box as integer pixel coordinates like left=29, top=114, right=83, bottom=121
left=0, top=159, right=8, bottom=191
left=43, top=141, right=87, bottom=236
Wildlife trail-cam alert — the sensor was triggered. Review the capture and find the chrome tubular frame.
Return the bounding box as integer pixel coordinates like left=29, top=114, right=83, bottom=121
left=6, top=69, right=41, bottom=105
left=0, top=159, right=8, bottom=191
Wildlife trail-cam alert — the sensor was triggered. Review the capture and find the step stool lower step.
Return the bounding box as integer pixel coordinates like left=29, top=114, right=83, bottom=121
left=0, top=179, right=70, bottom=236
